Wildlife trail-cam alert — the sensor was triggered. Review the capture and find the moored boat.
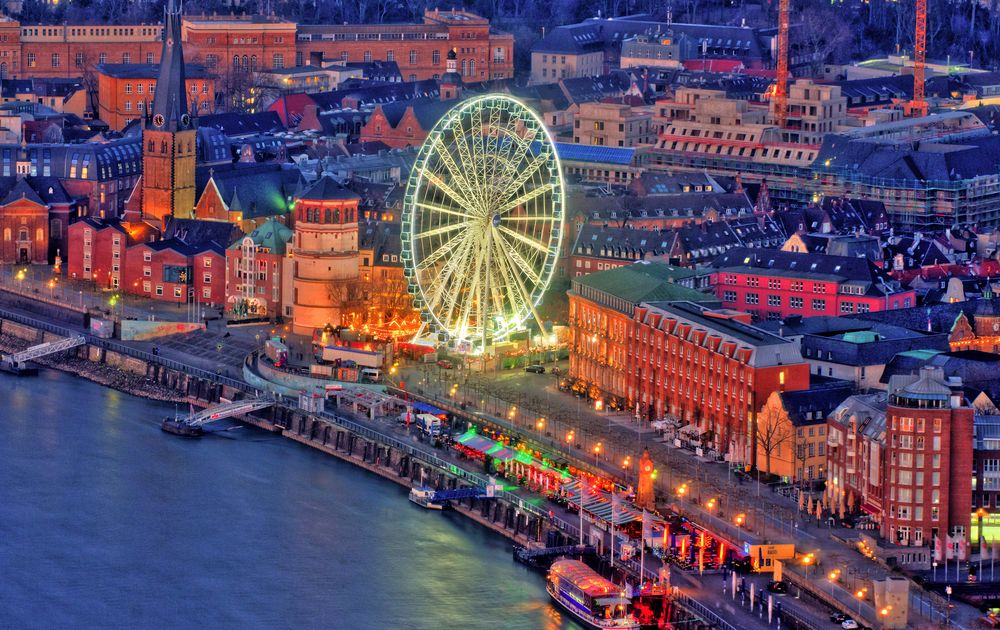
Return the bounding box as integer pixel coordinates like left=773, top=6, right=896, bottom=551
left=0, top=358, right=38, bottom=376
left=408, top=486, right=445, bottom=510
left=161, top=417, right=203, bottom=437
left=546, top=558, right=639, bottom=629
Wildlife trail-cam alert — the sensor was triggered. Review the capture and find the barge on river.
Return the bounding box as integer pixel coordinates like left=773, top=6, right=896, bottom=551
left=161, top=417, right=203, bottom=437
left=546, top=559, right=639, bottom=629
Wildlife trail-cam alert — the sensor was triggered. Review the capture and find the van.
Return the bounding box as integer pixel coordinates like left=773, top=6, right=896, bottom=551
left=361, top=368, right=382, bottom=382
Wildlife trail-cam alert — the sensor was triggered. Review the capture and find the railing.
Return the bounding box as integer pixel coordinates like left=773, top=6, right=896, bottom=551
left=672, top=592, right=740, bottom=630
left=0, top=307, right=254, bottom=394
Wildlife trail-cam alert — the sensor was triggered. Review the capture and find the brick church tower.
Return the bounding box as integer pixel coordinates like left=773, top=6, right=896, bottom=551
left=141, top=0, right=196, bottom=223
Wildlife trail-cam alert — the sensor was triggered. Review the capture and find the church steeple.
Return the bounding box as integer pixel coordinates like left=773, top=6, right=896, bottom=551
left=141, top=0, right=196, bottom=224
left=149, top=0, right=192, bottom=132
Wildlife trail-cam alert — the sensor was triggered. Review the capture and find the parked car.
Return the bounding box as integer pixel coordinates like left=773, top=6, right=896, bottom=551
left=841, top=620, right=859, bottom=630
left=830, top=612, right=849, bottom=623
left=767, top=580, right=788, bottom=594
left=524, top=365, right=545, bottom=374
left=437, top=359, right=453, bottom=369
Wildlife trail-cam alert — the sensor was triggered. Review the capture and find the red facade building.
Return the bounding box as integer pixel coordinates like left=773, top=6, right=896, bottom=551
left=709, top=247, right=915, bottom=322
left=883, top=367, right=974, bottom=558
left=629, top=301, right=810, bottom=463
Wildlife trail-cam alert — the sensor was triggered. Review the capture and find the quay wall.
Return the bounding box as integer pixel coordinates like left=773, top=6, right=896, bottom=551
left=0, top=310, right=561, bottom=550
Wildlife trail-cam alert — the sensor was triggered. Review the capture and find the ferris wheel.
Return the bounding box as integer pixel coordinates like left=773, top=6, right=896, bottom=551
left=401, top=94, right=565, bottom=353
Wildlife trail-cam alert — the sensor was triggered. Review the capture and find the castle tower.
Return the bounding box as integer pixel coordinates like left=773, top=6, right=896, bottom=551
left=636, top=448, right=656, bottom=510
left=291, top=175, right=361, bottom=336
left=440, top=48, right=463, bottom=101
left=141, top=0, right=196, bottom=223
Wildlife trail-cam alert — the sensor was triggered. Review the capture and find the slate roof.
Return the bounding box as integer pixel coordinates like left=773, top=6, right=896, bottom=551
left=97, top=62, right=211, bottom=80
left=800, top=322, right=950, bottom=367
left=532, top=17, right=765, bottom=64
left=298, top=174, right=360, bottom=202
left=813, top=133, right=1000, bottom=183
left=163, top=217, right=241, bottom=250
left=779, top=378, right=855, bottom=426
left=573, top=223, right=676, bottom=261
left=197, top=111, right=284, bottom=137
left=884, top=236, right=953, bottom=268
left=630, top=171, right=721, bottom=195
left=376, top=97, right=454, bottom=130
left=196, top=163, right=303, bottom=219
left=359, top=220, right=402, bottom=265
left=828, top=392, right=888, bottom=441
left=709, top=247, right=901, bottom=296
left=196, top=126, right=232, bottom=164
left=0, top=177, right=44, bottom=206
left=847, top=297, right=1000, bottom=334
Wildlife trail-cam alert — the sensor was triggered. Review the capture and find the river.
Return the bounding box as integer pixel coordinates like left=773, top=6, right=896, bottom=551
left=0, top=369, right=582, bottom=629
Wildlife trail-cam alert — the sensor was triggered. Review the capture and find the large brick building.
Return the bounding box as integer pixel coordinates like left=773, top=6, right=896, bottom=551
left=629, top=301, right=810, bottom=463
left=96, top=63, right=215, bottom=130
left=0, top=10, right=512, bottom=83
left=708, top=248, right=915, bottom=322
left=827, top=368, right=975, bottom=561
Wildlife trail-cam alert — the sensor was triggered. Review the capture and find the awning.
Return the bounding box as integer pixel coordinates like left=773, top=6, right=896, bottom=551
left=595, top=597, right=630, bottom=606
left=679, top=424, right=704, bottom=437
left=861, top=499, right=880, bottom=515
left=562, top=479, right=663, bottom=526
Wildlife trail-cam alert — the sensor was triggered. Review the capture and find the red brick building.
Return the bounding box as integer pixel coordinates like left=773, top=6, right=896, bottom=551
left=629, top=301, right=810, bottom=463
left=709, top=247, right=916, bottom=322
left=883, top=367, right=973, bottom=558
left=358, top=98, right=454, bottom=149
left=0, top=178, right=49, bottom=263
left=66, top=216, right=158, bottom=288
left=0, top=11, right=512, bottom=83
left=96, top=63, right=214, bottom=130
left=225, top=218, right=292, bottom=317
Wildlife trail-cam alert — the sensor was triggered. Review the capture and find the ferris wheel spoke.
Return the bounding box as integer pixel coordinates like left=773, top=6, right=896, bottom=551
left=498, top=237, right=543, bottom=286
left=425, top=171, right=478, bottom=212
left=497, top=183, right=554, bottom=216
left=414, top=221, right=472, bottom=240
left=455, top=231, right=491, bottom=341
left=497, top=225, right=552, bottom=255
left=415, top=233, right=466, bottom=270
left=492, top=234, right=545, bottom=332
left=430, top=134, right=485, bottom=212
left=415, top=201, right=476, bottom=220
left=422, top=227, right=480, bottom=316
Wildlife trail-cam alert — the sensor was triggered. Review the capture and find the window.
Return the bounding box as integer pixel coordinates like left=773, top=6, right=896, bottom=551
left=767, top=294, right=781, bottom=307
left=51, top=53, right=59, bottom=68
left=27, top=53, right=35, bottom=68
left=840, top=302, right=854, bottom=314
left=432, top=49, right=440, bottom=64
left=386, top=50, right=395, bottom=62
left=75, top=52, right=83, bottom=68
left=272, top=53, right=283, bottom=69
left=99, top=52, right=107, bottom=65
left=143, top=251, right=151, bottom=262
left=143, top=281, right=151, bottom=293
left=203, top=257, right=212, bottom=268
left=125, top=83, right=132, bottom=94
left=174, top=287, right=183, bottom=298
left=202, top=287, right=212, bottom=299
left=203, top=273, right=212, bottom=284
left=409, top=49, right=417, bottom=65
left=768, top=279, right=780, bottom=289
left=147, top=52, right=154, bottom=64
left=745, top=293, right=759, bottom=305
left=723, top=290, right=737, bottom=302
left=812, top=298, right=826, bottom=311
left=122, top=52, right=130, bottom=64
left=364, top=50, right=372, bottom=62
left=155, top=285, right=163, bottom=296
left=790, top=297, right=803, bottom=309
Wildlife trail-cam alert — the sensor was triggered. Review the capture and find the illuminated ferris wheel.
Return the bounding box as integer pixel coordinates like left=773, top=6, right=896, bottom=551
left=401, top=94, right=565, bottom=353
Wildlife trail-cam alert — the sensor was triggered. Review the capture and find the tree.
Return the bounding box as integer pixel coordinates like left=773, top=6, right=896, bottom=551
left=793, top=5, right=853, bottom=76
left=755, top=393, right=794, bottom=479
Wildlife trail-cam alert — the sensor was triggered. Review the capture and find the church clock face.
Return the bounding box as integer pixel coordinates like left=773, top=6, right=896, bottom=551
left=993, top=322, right=999, bottom=332
left=181, top=114, right=190, bottom=127
left=153, top=114, right=165, bottom=127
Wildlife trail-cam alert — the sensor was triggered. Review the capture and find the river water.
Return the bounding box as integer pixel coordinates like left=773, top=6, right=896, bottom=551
left=0, top=369, right=582, bottom=629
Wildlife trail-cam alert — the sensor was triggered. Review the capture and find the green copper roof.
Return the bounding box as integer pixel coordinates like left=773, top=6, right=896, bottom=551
left=573, top=262, right=708, bottom=305
left=843, top=330, right=881, bottom=344
left=228, top=218, right=293, bottom=255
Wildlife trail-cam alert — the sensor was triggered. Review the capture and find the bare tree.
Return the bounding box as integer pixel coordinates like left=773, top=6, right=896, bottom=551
left=793, top=5, right=853, bottom=76
left=756, top=400, right=793, bottom=479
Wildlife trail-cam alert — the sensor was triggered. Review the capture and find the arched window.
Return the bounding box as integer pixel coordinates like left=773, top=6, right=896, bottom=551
left=35, top=227, right=43, bottom=243
left=250, top=55, right=257, bottom=72
left=324, top=208, right=331, bottom=223
left=333, top=209, right=340, bottom=223
left=242, top=55, right=249, bottom=70
left=18, top=227, right=28, bottom=241
left=3, top=227, right=10, bottom=241
left=233, top=55, right=239, bottom=70
left=161, top=140, right=167, bottom=153
left=147, top=140, right=154, bottom=152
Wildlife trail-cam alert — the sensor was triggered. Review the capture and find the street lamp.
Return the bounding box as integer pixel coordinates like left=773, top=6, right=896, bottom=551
left=946, top=585, right=953, bottom=625
left=536, top=417, right=545, bottom=431
left=735, top=513, right=746, bottom=528
left=593, top=442, right=602, bottom=465
left=978, top=508, right=988, bottom=553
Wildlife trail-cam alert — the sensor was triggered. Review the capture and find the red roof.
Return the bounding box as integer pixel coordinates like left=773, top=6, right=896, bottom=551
left=267, top=93, right=317, bottom=128
left=744, top=68, right=778, bottom=79
left=682, top=59, right=744, bottom=73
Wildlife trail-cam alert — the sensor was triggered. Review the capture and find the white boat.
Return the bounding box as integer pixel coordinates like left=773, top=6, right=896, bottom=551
left=408, top=486, right=445, bottom=510
left=546, top=559, right=640, bottom=629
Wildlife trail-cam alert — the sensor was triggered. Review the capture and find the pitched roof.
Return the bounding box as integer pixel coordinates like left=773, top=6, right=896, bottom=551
left=163, top=217, right=240, bottom=250
left=229, top=218, right=293, bottom=255
left=298, top=174, right=360, bottom=202
left=573, top=224, right=676, bottom=261
left=148, top=0, right=191, bottom=133
left=196, top=163, right=302, bottom=219
left=709, top=247, right=900, bottom=296
left=571, top=261, right=706, bottom=307
left=197, top=111, right=284, bottom=136
left=1, top=177, right=44, bottom=206
left=779, top=378, right=855, bottom=426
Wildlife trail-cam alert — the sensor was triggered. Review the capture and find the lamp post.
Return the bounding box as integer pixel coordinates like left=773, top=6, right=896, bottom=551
left=593, top=442, right=602, bottom=466
left=978, top=508, right=987, bottom=554
left=946, top=585, right=953, bottom=625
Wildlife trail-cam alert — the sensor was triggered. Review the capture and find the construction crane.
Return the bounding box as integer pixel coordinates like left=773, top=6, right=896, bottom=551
left=773, top=0, right=791, bottom=128
left=909, top=0, right=929, bottom=116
